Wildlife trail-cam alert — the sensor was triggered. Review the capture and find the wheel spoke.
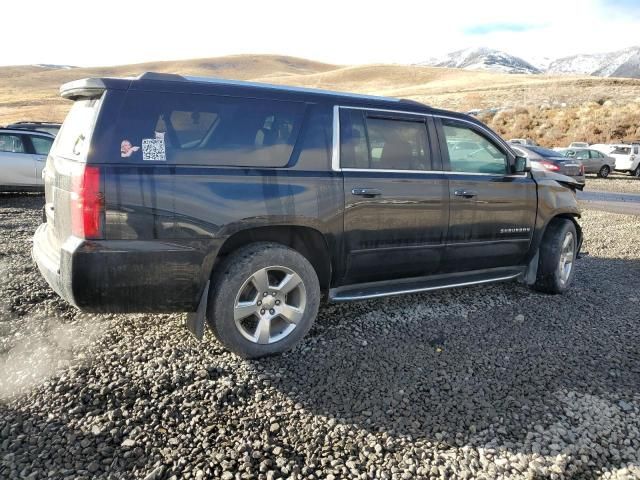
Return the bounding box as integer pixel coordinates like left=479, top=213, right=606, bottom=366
left=254, top=316, right=271, bottom=344
left=251, top=268, right=270, bottom=293
left=279, top=303, right=304, bottom=324
left=275, top=273, right=302, bottom=295
left=234, top=300, right=257, bottom=321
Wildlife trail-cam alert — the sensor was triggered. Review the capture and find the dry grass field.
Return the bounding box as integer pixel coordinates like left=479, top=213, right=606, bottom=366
left=1, top=54, right=640, bottom=146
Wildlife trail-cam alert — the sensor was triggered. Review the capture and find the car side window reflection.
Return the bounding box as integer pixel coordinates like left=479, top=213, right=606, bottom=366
left=0, top=134, right=26, bottom=153
left=441, top=119, right=507, bottom=174
left=30, top=136, right=54, bottom=155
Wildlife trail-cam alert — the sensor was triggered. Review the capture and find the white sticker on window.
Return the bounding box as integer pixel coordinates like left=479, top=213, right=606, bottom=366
left=142, top=138, right=166, bottom=161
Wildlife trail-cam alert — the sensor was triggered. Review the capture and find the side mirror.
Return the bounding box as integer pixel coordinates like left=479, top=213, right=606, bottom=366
left=513, top=155, right=531, bottom=173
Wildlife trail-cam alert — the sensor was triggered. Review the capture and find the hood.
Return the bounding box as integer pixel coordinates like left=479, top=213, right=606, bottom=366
left=531, top=169, right=585, bottom=191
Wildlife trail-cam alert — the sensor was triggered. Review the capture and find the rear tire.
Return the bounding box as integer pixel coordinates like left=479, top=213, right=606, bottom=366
left=532, top=219, right=577, bottom=294
left=631, top=165, right=640, bottom=177
left=597, top=165, right=610, bottom=178
left=207, top=242, right=320, bottom=359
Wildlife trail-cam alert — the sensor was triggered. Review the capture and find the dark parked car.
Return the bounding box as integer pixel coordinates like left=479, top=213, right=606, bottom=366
left=33, top=73, right=583, bottom=358
left=7, top=121, right=62, bottom=137
left=512, top=145, right=585, bottom=185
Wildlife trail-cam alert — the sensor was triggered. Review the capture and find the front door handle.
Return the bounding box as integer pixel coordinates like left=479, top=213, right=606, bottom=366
left=453, top=189, right=477, bottom=198
left=352, top=188, right=382, bottom=198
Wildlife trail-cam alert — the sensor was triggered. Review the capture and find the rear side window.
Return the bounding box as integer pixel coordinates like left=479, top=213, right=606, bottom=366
left=590, top=150, right=603, bottom=159
left=441, top=118, right=507, bottom=174
left=340, top=109, right=431, bottom=171
left=291, top=104, right=332, bottom=168
left=0, top=134, right=25, bottom=153
left=116, top=92, right=305, bottom=167
left=53, top=98, right=102, bottom=160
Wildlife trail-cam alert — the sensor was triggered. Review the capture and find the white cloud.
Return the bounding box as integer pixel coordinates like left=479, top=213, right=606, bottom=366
left=0, top=0, right=637, bottom=67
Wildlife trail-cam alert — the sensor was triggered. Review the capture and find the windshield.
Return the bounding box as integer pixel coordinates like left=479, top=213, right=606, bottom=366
left=52, top=96, right=102, bottom=161
left=527, top=146, right=562, bottom=158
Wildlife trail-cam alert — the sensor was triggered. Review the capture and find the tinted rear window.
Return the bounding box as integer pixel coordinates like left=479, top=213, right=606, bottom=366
left=53, top=97, right=102, bottom=160
left=115, top=92, right=305, bottom=167
left=611, top=146, right=631, bottom=155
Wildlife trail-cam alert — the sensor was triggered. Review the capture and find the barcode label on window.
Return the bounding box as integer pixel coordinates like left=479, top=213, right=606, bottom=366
left=142, top=138, right=166, bottom=161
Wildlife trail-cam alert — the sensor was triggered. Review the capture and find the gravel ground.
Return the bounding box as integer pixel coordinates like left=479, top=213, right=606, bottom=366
left=1, top=193, right=639, bottom=480
left=585, top=174, right=640, bottom=194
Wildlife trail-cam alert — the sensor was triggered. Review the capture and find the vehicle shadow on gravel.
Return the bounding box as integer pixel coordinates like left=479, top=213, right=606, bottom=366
left=256, top=255, right=640, bottom=463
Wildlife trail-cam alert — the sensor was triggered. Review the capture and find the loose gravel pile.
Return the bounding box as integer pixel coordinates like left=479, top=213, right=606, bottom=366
left=585, top=175, right=640, bottom=194
left=1, top=193, right=639, bottom=480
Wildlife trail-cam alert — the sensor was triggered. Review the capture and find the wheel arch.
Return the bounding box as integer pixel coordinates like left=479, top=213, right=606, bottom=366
left=523, top=212, right=582, bottom=285
left=213, top=225, right=333, bottom=292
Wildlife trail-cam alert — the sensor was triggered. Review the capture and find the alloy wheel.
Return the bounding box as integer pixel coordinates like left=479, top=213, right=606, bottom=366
left=233, top=266, right=307, bottom=344
left=558, top=231, right=575, bottom=286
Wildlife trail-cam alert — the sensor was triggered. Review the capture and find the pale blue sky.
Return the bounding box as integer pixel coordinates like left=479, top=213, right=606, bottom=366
left=1, top=0, right=638, bottom=67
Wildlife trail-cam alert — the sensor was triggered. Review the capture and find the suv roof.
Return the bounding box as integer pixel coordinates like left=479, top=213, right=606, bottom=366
left=8, top=121, right=61, bottom=126
left=0, top=127, right=55, bottom=137
left=60, top=72, right=434, bottom=113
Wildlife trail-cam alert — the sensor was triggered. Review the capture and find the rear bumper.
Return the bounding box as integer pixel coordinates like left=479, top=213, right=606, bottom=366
left=33, top=223, right=216, bottom=313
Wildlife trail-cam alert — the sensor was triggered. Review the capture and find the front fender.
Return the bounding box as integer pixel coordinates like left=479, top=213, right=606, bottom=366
left=527, top=177, right=582, bottom=267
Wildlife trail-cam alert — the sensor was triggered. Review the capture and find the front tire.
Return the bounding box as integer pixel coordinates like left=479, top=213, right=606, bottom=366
left=532, top=219, right=577, bottom=294
left=597, top=165, right=610, bottom=178
left=207, top=243, right=320, bottom=359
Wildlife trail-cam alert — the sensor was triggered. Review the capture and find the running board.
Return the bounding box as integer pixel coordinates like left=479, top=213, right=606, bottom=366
left=329, top=268, right=523, bottom=302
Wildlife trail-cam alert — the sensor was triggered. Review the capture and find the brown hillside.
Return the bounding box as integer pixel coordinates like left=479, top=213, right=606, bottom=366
left=1, top=54, right=639, bottom=146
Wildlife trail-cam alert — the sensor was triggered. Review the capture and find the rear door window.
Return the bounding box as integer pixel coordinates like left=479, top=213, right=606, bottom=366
left=0, top=134, right=25, bottom=153
left=339, top=109, right=431, bottom=171
left=117, top=92, right=305, bottom=167
left=365, top=116, right=431, bottom=170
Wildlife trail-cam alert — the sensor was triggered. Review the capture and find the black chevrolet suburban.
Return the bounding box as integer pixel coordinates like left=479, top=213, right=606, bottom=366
left=33, top=73, right=583, bottom=358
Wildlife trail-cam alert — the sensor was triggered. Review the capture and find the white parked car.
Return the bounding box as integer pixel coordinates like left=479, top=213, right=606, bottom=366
left=0, top=128, right=55, bottom=191
left=568, top=142, right=589, bottom=148
left=591, top=143, right=640, bottom=176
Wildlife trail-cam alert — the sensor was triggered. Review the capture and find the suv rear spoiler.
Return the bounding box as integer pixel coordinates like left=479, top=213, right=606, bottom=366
left=60, top=78, right=108, bottom=100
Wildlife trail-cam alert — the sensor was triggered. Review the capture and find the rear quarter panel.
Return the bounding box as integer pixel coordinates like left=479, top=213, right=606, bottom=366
left=102, top=166, right=344, bottom=304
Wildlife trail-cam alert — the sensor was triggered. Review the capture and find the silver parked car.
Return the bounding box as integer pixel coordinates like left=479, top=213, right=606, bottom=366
left=562, top=148, right=616, bottom=178
left=512, top=145, right=585, bottom=185
left=0, top=128, right=55, bottom=191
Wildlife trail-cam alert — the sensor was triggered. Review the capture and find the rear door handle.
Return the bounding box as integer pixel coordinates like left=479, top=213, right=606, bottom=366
left=453, top=189, right=477, bottom=198
left=352, top=188, right=382, bottom=197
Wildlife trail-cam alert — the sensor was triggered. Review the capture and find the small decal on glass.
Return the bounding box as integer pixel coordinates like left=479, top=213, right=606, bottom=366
left=142, top=138, right=166, bottom=161
left=120, top=139, right=140, bottom=158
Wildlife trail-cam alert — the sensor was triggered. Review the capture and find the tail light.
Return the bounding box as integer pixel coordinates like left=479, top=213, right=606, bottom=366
left=539, top=160, right=560, bottom=172
left=71, top=165, right=104, bottom=239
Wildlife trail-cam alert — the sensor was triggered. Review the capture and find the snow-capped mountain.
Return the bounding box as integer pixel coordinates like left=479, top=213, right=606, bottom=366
left=34, top=64, right=77, bottom=70
left=546, top=46, right=640, bottom=78
left=417, top=47, right=541, bottom=75
left=417, top=46, right=640, bottom=78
